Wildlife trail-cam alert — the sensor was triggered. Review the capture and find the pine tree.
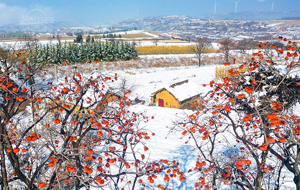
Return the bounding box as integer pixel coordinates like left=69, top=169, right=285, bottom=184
left=74, top=34, right=83, bottom=43
left=86, top=35, right=91, bottom=43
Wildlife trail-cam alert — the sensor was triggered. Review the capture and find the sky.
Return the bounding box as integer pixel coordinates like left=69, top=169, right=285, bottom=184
left=0, top=0, right=299, bottom=26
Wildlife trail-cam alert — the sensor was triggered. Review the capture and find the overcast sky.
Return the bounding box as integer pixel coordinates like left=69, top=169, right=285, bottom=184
left=0, top=0, right=299, bottom=26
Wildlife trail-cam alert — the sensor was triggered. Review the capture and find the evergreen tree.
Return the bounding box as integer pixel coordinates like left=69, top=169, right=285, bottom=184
left=86, top=35, right=91, bottom=43
left=108, top=34, right=113, bottom=38
left=74, top=34, right=83, bottom=43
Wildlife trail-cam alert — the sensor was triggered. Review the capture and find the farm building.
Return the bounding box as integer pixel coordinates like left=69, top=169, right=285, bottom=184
left=151, top=80, right=202, bottom=109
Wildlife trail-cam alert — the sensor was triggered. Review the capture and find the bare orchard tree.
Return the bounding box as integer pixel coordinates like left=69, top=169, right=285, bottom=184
left=191, top=37, right=211, bottom=67
left=18, top=34, right=39, bottom=50
left=131, top=40, right=137, bottom=47
left=184, top=35, right=193, bottom=43
left=236, top=39, right=258, bottom=53
left=152, top=39, right=159, bottom=46
left=236, top=39, right=249, bottom=53
left=219, top=38, right=236, bottom=62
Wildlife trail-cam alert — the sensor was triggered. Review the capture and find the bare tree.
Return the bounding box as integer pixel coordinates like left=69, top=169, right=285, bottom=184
left=236, top=39, right=248, bottom=53
left=219, top=39, right=236, bottom=62
left=56, top=34, right=61, bottom=43
left=191, top=37, right=211, bottom=67
left=132, top=40, right=137, bottom=47
left=152, top=39, right=159, bottom=46
left=19, top=34, right=39, bottom=50
left=93, top=34, right=101, bottom=41
left=236, top=39, right=258, bottom=53
left=185, top=35, right=193, bottom=43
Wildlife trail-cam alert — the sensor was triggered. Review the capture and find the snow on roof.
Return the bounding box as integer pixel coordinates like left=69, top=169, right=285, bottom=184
left=157, top=80, right=202, bottom=102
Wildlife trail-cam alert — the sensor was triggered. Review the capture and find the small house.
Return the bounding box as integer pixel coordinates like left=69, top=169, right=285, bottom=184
left=151, top=80, right=202, bottom=109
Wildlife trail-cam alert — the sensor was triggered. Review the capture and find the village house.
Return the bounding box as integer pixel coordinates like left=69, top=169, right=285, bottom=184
left=151, top=80, right=202, bottom=109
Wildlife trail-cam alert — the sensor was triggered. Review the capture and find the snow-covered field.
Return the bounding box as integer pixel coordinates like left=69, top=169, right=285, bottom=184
left=106, top=65, right=216, bottom=189
left=79, top=63, right=216, bottom=106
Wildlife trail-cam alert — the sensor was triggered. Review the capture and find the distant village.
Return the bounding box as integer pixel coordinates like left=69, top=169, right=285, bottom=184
left=1, top=15, right=299, bottom=47
left=38, top=16, right=300, bottom=44
left=116, top=16, right=300, bottom=42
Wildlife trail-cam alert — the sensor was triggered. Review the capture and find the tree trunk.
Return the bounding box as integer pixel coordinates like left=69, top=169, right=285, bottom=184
left=254, top=169, right=263, bottom=190
left=225, top=53, right=229, bottom=63
left=294, top=174, right=300, bottom=190
left=0, top=134, right=8, bottom=190
left=198, top=57, right=201, bottom=67
left=295, top=145, right=300, bottom=190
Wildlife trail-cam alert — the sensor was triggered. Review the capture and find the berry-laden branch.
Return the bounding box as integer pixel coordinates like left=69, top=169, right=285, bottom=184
left=173, top=37, right=300, bottom=189
left=1, top=66, right=184, bottom=189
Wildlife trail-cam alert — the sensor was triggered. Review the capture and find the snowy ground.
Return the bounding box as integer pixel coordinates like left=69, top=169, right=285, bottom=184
left=107, top=65, right=215, bottom=105
left=103, top=65, right=216, bottom=189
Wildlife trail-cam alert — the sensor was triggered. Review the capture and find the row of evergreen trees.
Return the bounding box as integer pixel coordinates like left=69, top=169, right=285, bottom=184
left=28, top=41, right=138, bottom=65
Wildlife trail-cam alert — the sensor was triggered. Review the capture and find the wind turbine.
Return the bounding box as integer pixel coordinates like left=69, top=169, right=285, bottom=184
left=233, top=0, right=239, bottom=13
left=214, top=0, right=217, bottom=14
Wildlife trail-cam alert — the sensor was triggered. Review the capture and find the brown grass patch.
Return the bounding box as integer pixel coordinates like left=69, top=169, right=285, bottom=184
left=215, top=66, right=248, bottom=80
left=136, top=46, right=218, bottom=55
left=120, top=33, right=153, bottom=38
left=278, top=20, right=300, bottom=27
